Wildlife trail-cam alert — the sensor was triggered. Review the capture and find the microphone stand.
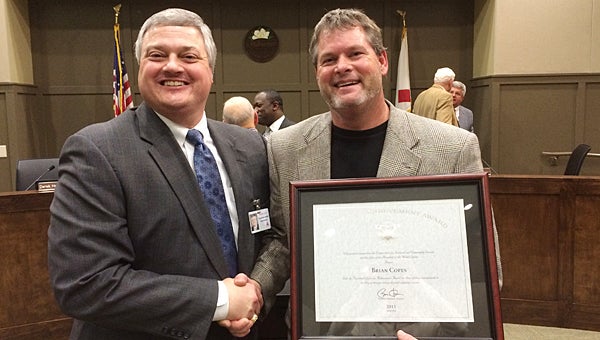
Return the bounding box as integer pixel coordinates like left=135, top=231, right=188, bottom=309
left=24, top=165, right=56, bottom=191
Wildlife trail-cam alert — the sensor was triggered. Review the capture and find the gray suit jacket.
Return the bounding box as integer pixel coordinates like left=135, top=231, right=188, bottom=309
left=268, top=102, right=483, bottom=241
left=48, top=102, right=270, bottom=340
left=458, top=105, right=475, bottom=133
left=266, top=102, right=498, bottom=337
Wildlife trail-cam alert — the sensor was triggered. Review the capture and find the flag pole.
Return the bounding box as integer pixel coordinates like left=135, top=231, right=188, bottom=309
left=113, top=4, right=124, bottom=116
left=396, top=10, right=406, bottom=28
left=114, top=4, right=121, bottom=25
left=112, top=3, right=133, bottom=117
left=394, top=10, right=411, bottom=111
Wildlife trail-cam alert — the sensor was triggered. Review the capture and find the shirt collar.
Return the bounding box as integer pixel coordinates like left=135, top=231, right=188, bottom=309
left=154, top=111, right=210, bottom=147
left=269, top=115, right=286, bottom=132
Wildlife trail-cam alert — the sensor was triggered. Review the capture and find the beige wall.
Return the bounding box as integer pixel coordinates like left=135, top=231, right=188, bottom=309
left=472, top=0, right=600, bottom=176
left=474, top=0, right=600, bottom=76
left=0, top=0, right=33, bottom=84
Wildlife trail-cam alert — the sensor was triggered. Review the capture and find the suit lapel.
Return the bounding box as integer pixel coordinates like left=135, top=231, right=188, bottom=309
left=298, top=114, right=331, bottom=180
left=137, top=105, right=231, bottom=278
left=378, top=104, right=421, bottom=177
left=296, top=107, right=421, bottom=180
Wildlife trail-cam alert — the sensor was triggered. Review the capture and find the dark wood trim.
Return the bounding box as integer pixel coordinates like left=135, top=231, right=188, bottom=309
left=490, top=175, right=600, bottom=331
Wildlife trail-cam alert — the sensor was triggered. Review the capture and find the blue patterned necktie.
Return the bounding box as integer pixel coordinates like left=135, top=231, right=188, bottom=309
left=186, top=129, right=237, bottom=277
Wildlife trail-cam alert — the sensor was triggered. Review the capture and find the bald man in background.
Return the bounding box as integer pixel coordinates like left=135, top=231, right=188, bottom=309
left=223, top=96, right=259, bottom=131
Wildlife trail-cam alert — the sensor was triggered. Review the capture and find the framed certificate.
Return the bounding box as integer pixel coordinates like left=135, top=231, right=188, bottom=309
left=289, top=173, right=503, bottom=340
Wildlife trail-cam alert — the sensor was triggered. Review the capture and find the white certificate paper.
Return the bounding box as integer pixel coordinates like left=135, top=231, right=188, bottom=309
left=313, top=199, right=474, bottom=322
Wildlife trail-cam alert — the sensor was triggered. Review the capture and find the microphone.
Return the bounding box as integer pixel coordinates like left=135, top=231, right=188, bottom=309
left=481, top=159, right=499, bottom=175
left=24, top=165, right=56, bottom=191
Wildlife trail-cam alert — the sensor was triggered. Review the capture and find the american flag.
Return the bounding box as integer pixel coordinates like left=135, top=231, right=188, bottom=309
left=113, top=21, right=133, bottom=116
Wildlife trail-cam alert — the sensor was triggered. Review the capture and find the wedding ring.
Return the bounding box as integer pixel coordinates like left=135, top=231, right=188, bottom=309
left=251, top=314, right=259, bottom=322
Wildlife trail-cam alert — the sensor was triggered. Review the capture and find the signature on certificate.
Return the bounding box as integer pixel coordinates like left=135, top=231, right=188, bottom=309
left=377, top=287, right=403, bottom=299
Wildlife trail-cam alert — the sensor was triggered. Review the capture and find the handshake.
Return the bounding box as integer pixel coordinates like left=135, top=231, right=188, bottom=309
left=217, top=273, right=419, bottom=340
left=218, top=273, right=263, bottom=337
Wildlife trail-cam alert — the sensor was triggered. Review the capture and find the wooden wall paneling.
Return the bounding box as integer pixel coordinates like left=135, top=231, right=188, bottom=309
left=205, top=92, right=218, bottom=121
left=23, top=1, right=600, bottom=178
left=16, top=90, right=45, bottom=159
left=0, top=85, right=43, bottom=192
left=498, top=82, right=578, bottom=175
left=0, top=191, right=71, bottom=339
left=29, top=1, right=115, bottom=89
left=45, top=94, right=113, bottom=153
left=2, top=176, right=600, bottom=338
left=490, top=176, right=562, bottom=326
left=307, top=90, right=329, bottom=119
left=473, top=75, right=600, bottom=177
left=219, top=2, right=303, bottom=87
left=489, top=175, right=600, bottom=332
left=0, top=90, right=9, bottom=191
left=470, top=81, right=492, bottom=167
left=583, top=83, right=600, bottom=174
left=571, top=183, right=600, bottom=330
left=24, top=0, right=476, bottom=168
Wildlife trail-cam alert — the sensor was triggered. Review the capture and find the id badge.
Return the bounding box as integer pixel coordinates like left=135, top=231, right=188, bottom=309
left=249, top=208, right=271, bottom=234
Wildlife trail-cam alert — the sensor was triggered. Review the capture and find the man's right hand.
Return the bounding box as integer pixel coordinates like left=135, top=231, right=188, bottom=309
left=223, top=274, right=261, bottom=320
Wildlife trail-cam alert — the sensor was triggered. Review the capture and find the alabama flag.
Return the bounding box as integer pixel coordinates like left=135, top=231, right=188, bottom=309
left=395, top=24, right=411, bottom=111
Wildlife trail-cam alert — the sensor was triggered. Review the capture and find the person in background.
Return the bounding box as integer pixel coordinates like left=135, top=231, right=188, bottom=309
left=47, top=8, right=285, bottom=339
left=265, top=8, right=500, bottom=339
left=253, top=89, right=295, bottom=139
left=223, top=96, right=259, bottom=131
left=451, top=80, right=475, bottom=133
left=412, top=67, right=458, bottom=126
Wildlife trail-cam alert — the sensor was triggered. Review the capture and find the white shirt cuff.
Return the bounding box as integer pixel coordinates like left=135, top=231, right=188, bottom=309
left=212, top=280, right=229, bottom=321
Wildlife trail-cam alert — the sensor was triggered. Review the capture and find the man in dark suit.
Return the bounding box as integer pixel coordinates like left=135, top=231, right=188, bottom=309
left=48, top=8, right=286, bottom=340
left=451, top=80, right=475, bottom=133
left=253, top=89, right=295, bottom=139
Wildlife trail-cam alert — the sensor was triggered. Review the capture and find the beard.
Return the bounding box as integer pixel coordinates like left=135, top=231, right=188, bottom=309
left=320, top=82, right=381, bottom=111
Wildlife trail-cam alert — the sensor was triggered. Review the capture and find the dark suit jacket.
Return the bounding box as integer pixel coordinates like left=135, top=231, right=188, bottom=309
left=279, top=116, right=295, bottom=129
left=48, top=102, right=270, bottom=340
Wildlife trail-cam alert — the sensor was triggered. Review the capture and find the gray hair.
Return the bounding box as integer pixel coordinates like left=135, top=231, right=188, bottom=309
left=309, top=8, right=386, bottom=67
left=223, top=96, right=254, bottom=125
left=434, top=67, right=455, bottom=83
left=452, top=80, right=467, bottom=96
left=134, top=8, right=217, bottom=72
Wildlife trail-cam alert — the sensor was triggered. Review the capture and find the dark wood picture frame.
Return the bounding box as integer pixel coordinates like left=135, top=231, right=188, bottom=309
left=289, top=173, right=503, bottom=340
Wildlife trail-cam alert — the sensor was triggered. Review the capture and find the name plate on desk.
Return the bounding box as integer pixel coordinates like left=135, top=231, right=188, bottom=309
left=37, top=181, right=57, bottom=192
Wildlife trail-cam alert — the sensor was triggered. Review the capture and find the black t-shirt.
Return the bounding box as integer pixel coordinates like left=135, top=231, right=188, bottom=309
left=330, top=121, right=388, bottom=179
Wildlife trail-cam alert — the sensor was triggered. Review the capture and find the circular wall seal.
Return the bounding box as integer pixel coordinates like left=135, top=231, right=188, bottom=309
left=244, top=26, right=279, bottom=63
